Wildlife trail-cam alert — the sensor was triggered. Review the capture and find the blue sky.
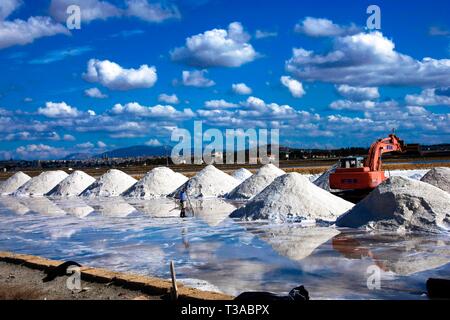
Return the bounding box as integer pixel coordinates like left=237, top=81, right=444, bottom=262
left=0, top=0, right=449, bottom=159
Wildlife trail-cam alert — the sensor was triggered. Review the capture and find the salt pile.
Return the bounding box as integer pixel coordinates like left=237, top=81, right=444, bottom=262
left=313, top=163, right=339, bottom=191
left=420, top=167, right=450, bottom=193
left=336, top=176, right=450, bottom=233
left=0, top=197, right=30, bottom=215
left=46, top=170, right=96, bottom=197
left=122, top=167, right=188, bottom=198
left=231, top=168, right=253, bottom=182
left=0, top=172, right=31, bottom=195
left=13, top=170, right=68, bottom=197
left=226, top=164, right=285, bottom=200
left=80, top=169, right=137, bottom=198
left=230, top=172, right=354, bottom=223
left=170, top=165, right=240, bottom=198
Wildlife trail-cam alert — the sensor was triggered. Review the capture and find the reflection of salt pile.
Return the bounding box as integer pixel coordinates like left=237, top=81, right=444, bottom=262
left=336, top=176, right=450, bottom=232
left=420, top=167, right=450, bottom=193
left=313, top=163, right=339, bottom=191
left=231, top=168, right=253, bottom=182
left=230, top=173, right=354, bottom=223
left=55, top=199, right=94, bottom=218
left=80, top=169, right=137, bottom=198
left=171, top=165, right=240, bottom=198
left=258, top=226, right=340, bottom=261
left=20, top=197, right=66, bottom=215
left=226, top=164, right=285, bottom=200
left=0, top=196, right=30, bottom=215
left=46, top=170, right=96, bottom=197
left=0, top=172, right=31, bottom=195
left=89, top=198, right=137, bottom=217
left=122, top=167, right=187, bottom=198
left=13, top=170, right=68, bottom=197
left=190, top=199, right=236, bottom=226
left=127, top=198, right=180, bottom=217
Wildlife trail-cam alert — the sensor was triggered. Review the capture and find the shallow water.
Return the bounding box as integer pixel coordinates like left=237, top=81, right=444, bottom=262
left=0, top=196, right=449, bottom=299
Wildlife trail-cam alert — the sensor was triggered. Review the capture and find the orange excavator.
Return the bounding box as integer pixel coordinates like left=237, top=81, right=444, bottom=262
left=329, top=134, right=405, bottom=192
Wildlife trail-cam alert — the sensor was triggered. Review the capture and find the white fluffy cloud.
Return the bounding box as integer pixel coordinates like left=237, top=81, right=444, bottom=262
left=15, top=144, right=67, bottom=160
left=232, top=82, right=252, bottom=95
left=97, top=140, right=107, bottom=148
left=145, top=138, right=162, bottom=146
left=204, top=99, right=238, bottom=109
left=83, top=59, right=157, bottom=90
left=111, top=102, right=194, bottom=119
left=171, top=22, right=257, bottom=67
left=0, top=16, right=69, bottom=50
left=0, top=0, right=22, bottom=20
left=405, top=88, right=450, bottom=106
left=84, top=87, right=108, bottom=98
left=280, top=76, right=305, bottom=98
left=336, top=85, right=379, bottom=101
left=294, top=17, right=359, bottom=37
left=76, top=141, right=95, bottom=149
left=158, top=93, right=179, bottom=104
left=37, top=102, right=80, bottom=118
left=286, top=31, right=450, bottom=87
left=181, top=70, right=215, bottom=87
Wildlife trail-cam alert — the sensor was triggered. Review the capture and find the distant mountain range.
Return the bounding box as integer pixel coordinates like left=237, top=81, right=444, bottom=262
left=63, top=145, right=170, bottom=160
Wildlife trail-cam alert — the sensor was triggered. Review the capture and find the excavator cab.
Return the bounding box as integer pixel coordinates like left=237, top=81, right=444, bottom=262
left=339, top=157, right=364, bottom=169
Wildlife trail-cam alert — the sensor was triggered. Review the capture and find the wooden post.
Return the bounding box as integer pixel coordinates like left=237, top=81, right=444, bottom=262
left=170, top=260, right=178, bottom=300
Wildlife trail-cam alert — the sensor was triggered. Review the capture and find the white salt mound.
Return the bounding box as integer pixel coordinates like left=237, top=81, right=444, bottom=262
left=46, top=170, right=96, bottom=197
left=13, top=170, right=68, bottom=197
left=170, top=165, right=240, bottom=199
left=0, top=172, right=31, bottom=195
left=231, top=168, right=253, bottom=182
left=226, top=164, right=285, bottom=200
left=420, top=167, right=450, bottom=193
left=80, top=169, right=137, bottom=198
left=313, top=163, right=339, bottom=191
left=122, top=167, right=188, bottom=198
left=336, top=176, right=450, bottom=233
left=230, top=172, right=354, bottom=223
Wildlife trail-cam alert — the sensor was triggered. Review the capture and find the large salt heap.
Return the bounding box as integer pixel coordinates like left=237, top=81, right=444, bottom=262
left=420, top=167, right=450, bottom=193
left=13, top=170, right=68, bottom=197
left=170, top=165, right=240, bottom=198
left=231, top=168, right=253, bottom=182
left=336, top=176, right=450, bottom=232
left=46, top=170, right=96, bottom=197
left=230, top=172, right=354, bottom=223
left=122, top=167, right=188, bottom=198
left=226, top=164, right=285, bottom=200
left=313, top=163, right=339, bottom=191
left=80, top=169, right=137, bottom=198
left=0, top=172, right=31, bottom=195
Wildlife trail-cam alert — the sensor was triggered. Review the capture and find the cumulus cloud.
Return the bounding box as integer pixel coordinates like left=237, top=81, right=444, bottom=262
left=329, top=100, right=399, bottom=112
left=63, top=134, right=76, bottom=141
left=125, top=0, right=180, bottom=22
left=37, top=101, right=80, bottom=118
left=280, top=76, right=305, bottom=98
left=76, top=141, right=94, bottom=149
left=0, top=16, right=69, bottom=50
left=83, top=58, right=157, bottom=90
left=84, top=87, right=108, bottom=98
left=405, top=88, right=450, bottom=106
left=97, top=140, right=107, bottom=148
left=255, top=29, right=277, bottom=39
left=232, top=82, right=252, bottom=95
left=336, top=84, right=379, bottom=101
left=145, top=138, right=162, bottom=146
left=0, top=0, right=22, bottom=20
left=181, top=70, right=215, bottom=87
left=204, top=99, right=238, bottom=109
left=294, top=17, right=359, bottom=37
left=15, top=144, right=67, bottom=160
left=158, top=93, right=179, bottom=104
left=286, top=31, right=450, bottom=87
left=111, top=102, right=195, bottom=119
left=171, top=22, right=257, bottom=67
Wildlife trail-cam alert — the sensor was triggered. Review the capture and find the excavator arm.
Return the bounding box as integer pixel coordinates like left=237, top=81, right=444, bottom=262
left=364, top=134, right=405, bottom=171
